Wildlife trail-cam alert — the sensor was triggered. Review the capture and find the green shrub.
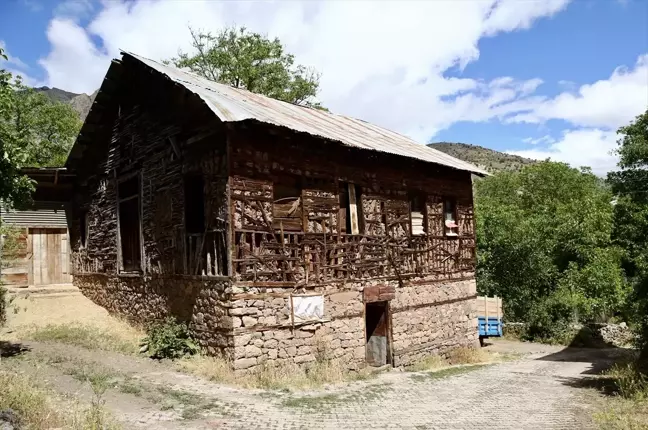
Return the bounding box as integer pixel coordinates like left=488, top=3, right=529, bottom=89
left=141, top=317, right=198, bottom=360
left=607, top=361, right=648, bottom=401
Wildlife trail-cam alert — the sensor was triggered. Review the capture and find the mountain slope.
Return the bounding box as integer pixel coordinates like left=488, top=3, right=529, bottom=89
left=429, top=142, right=535, bottom=173
left=34, top=86, right=97, bottom=121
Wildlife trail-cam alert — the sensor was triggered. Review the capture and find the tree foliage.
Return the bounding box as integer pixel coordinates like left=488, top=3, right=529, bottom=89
left=0, top=47, right=33, bottom=209
left=0, top=47, right=81, bottom=210
left=608, top=109, right=648, bottom=369
left=172, top=26, right=322, bottom=107
left=475, top=161, right=627, bottom=339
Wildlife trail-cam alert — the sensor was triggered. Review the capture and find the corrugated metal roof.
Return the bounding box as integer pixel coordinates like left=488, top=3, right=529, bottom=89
left=1, top=202, right=68, bottom=228
left=123, top=52, right=488, bottom=176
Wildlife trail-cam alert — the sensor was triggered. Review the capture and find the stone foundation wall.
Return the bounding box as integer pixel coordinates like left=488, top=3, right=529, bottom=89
left=229, top=288, right=366, bottom=371
left=75, top=274, right=233, bottom=356
left=229, top=278, right=477, bottom=371
left=391, top=279, right=478, bottom=366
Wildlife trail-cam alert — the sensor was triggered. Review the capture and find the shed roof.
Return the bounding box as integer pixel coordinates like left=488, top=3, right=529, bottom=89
left=122, top=52, right=488, bottom=175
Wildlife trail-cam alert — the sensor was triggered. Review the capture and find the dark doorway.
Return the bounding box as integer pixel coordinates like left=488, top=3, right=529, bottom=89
left=365, top=301, right=390, bottom=367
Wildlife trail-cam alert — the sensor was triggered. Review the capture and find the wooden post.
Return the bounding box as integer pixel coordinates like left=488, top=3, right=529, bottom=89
left=348, top=183, right=359, bottom=235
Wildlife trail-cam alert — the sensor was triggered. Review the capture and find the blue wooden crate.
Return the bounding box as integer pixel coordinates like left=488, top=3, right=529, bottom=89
left=478, top=316, right=502, bottom=337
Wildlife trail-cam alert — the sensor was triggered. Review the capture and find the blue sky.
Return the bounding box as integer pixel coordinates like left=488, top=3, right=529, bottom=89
left=1, top=0, right=647, bottom=175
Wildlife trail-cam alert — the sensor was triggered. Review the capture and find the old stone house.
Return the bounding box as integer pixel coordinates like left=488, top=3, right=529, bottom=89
left=67, top=51, right=487, bottom=371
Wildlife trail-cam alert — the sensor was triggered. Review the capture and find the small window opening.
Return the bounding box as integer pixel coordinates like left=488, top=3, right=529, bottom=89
left=79, top=210, right=89, bottom=247
left=118, top=175, right=141, bottom=272
left=273, top=177, right=302, bottom=231
left=184, top=174, right=205, bottom=234
left=444, top=198, right=458, bottom=237
left=410, top=193, right=426, bottom=236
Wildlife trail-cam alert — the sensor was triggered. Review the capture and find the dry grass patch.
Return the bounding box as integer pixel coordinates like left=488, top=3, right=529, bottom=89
left=178, top=355, right=373, bottom=390
left=4, top=293, right=144, bottom=354
left=22, top=323, right=141, bottom=354
left=406, top=354, right=447, bottom=372
left=0, top=370, right=120, bottom=430
left=407, top=346, right=514, bottom=372
left=447, top=347, right=494, bottom=365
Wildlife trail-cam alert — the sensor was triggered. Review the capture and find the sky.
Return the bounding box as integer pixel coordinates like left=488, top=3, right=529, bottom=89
left=1, top=0, right=647, bottom=176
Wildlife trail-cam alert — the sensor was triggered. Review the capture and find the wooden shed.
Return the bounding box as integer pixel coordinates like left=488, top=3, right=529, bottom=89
left=0, top=168, right=74, bottom=286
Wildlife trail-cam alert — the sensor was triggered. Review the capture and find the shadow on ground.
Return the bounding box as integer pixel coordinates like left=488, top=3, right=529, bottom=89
left=0, top=340, right=30, bottom=358
left=534, top=327, right=637, bottom=397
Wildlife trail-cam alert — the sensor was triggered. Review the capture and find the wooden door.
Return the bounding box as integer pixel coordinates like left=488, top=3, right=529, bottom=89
left=29, top=228, right=72, bottom=285
left=365, top=301, right=390, bottom=367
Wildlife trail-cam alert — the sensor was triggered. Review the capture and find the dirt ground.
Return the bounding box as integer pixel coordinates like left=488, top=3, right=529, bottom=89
left=0, top=287, right=630, bottom=429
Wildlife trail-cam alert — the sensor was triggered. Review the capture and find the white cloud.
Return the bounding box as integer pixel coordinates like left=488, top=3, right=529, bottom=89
left=508, top=128, right=619, bottom=176
left=0, top=40, right=42, bottom=87
left=506, top=54, right=648, bottom=129
left=35, top=0, right=645, bottom=174
left=38, top=19, right=111, bottom=95
left=38, top=0, right=569, bottom=130
left=505, top=54, right=648, bottom=175
left=0, top=40, right=29, bottom=70
left=54, top=0, right=94, bottom=21
left=522, top=135, right=555, bottom=145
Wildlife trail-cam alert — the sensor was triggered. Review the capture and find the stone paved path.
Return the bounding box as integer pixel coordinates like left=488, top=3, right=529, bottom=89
left=194, top=345, right=608, bottom=430
left=5, top=339, right=619, bottom=429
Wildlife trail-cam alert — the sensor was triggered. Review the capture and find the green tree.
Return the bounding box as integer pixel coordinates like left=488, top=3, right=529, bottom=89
left=608, top=109, right=648, bottom=371
left=172, top=26, right=322, bottom=107
left=0, top=47, right=80, bottom=209
left=9, top=81, right=81, bottom=167
left=0, top=47, right=33, bottom=209
left=476, top=161, right=627, bottom=340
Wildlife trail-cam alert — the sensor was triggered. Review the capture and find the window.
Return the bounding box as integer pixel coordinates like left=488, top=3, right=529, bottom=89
left=273, top=177, right=302, bottom=231
left=79, top=210, right=89, bottom=247
left=184, top=174, right=205, bottom=234
left=410, top=193, right=426, bottom=236
left=118, top=175, right=141, bottom=272
left=339, top=182, right=361, bottom=234
left=444, top=198, right=458, bottom=237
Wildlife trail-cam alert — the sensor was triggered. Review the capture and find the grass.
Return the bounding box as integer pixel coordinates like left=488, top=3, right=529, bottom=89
left=409, top=364, right=489, bottom=382
left=280, top=383, right=392, bottom=410
left=446, top=347, right=494, bottom=365
left=407, top=346, right=514, bottom=373
left=178, top=355, right=374, bottom=390
left=595, top=399, right=648, bottom=430
left=406, top=354, right=446, bottom=372
left=574, top=355, right=648, bottom=429
left=3, top=293, right=144, bottom=354
left=0, top=370, right=120, bottom=430
left=23, top=323, right=141, bottom=354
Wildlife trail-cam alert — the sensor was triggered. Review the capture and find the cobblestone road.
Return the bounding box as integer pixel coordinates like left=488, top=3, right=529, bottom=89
left=124, top=342, right=613, bottom=430
left=13, top=340, right=616, bottom=430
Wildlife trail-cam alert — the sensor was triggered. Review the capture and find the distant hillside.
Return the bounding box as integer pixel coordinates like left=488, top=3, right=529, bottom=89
left=429, top=142, right=536, bottom=173
left=34, top=86, right=97, bottom=121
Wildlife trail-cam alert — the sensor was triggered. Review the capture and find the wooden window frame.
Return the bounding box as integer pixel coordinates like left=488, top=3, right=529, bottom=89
left=409, top=192, right=427, bottom=236
left=272, top=176, right=303, bottom=232
left=339, top=182, right=361, bottom=235
left=443, top=197, right=459, bottom=238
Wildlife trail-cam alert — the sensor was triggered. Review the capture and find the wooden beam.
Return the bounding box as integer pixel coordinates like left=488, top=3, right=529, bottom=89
left=348, top=183, right=359, bottom=234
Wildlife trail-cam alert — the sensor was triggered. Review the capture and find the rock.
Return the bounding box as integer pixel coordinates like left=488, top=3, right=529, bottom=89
left=245, top=345, right=262, bottom=357
left=0, top=409, right=19, bottom=430
left=242, top=316, right=257, bottom=327
left=234, top=358, right=257, bottom=370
